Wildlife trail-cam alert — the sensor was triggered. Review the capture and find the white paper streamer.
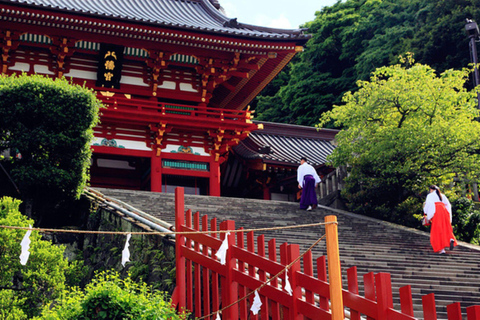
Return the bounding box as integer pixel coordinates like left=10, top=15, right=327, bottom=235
left=121, top=233, right=131, bottom=267
left=284, top=271, right=293, bottom=296
left=20, top=225, right=32, bottom=265
left=215, top=232, right=230, bottom=265
left=215, top=312, right=221, bottom=320
left=250, top=290, right=262, bottom=315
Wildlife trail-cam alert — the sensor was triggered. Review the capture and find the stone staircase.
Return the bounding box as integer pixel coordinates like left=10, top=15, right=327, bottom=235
left=93, top=188, right=480, bottom=319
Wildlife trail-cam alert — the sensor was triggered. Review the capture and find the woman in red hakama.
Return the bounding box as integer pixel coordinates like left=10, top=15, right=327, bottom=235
left=423, top=185, right=457, bottom=254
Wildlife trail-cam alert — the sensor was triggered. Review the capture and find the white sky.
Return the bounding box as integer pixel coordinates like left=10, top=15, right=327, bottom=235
left=220, top=0, right=339, bottom=29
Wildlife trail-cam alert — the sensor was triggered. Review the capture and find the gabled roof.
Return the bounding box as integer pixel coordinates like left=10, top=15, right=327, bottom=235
left=234, top=121, right=338, bottom=168
left=0, top=0, right=310, bottom=41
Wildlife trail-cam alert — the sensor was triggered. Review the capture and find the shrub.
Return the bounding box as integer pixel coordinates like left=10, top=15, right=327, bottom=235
left=38, top=270, right=188, bottom=320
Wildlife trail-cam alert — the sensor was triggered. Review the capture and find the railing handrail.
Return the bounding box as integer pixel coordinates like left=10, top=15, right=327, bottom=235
left=97, top=94, right=253, bottom=123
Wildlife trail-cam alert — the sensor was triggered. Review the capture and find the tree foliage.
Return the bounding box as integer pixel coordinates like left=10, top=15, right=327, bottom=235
left=319, top=57, right=480, bottom=225
left=0, top=196, right=74, bottom=318
left=254, top=0, right=480, bottom=126
left=0, top=74, right=101, bottom=217
left=37, top=270, right=188, bottom=320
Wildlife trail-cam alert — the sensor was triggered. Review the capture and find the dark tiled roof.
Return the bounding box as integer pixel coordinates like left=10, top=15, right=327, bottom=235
left=1, top=0, right=310, bottom=40
left=234, top=121, right=338, bottom=167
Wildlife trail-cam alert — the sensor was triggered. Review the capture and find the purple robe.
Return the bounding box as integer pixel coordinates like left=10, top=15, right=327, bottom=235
left=300, top=175, right=318, bottom=209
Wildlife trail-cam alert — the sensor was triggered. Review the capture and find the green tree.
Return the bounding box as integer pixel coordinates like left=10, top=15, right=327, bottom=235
left=0, top=196, right=74, bottom=318
left=37, top=270, right=188, bottom=320
left=319, top=57, right=480, bottom=225
left=255, top=0, right=480, bottom=127
left=0, top=74, right=101, bottom=218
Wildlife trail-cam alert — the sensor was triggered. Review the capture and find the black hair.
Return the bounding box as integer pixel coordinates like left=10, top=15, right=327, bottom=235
left=429, top=185, right=442, bottom=201
left=301, top=157, right=307, bottom=162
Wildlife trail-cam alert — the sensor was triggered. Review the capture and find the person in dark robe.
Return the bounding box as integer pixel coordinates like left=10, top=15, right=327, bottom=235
left=297, top=157, right=321, bottom=211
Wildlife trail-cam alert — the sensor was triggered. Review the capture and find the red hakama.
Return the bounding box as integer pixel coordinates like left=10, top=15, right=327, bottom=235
left=430, top=202, right=457, bottom=253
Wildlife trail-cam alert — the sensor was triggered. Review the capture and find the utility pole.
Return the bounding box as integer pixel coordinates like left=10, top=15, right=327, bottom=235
left=465, top=18, right=480, bottom=201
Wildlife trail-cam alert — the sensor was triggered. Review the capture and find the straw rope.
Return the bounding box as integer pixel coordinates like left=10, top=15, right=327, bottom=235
left=0, top=221, right=336, bottom=236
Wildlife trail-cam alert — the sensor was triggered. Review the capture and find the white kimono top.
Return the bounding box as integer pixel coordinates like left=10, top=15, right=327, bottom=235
left=423, top=191, right=452, bottom=223
left=297, top=163, right=321, bottom=187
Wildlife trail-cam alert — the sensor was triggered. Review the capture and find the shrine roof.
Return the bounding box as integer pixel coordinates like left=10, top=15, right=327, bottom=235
left=2, top=0, right=310, bottom=41
left=234, top=121, right=338, bottom=168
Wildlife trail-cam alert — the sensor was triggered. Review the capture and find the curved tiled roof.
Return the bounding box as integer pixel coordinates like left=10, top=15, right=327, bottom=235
left=234, top=121, right=338, bottom=167
left=1, top=0, right=310, bottom=40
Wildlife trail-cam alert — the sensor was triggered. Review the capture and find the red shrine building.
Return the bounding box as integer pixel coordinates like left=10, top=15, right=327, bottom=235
left=0, top=0, right=337, bottom=199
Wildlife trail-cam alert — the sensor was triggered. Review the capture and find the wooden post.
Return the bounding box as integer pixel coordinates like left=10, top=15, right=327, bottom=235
left=150, top=153, right=162, bottom=192
left=399, top=285, right=414, bottom=317
left=174, top=187, right=186, bottom=311
left=467, top=306, right=480, bottom=320
left=447, top=302, right=462, bottom=320
left=422, top=293, right=437, bottom=320
left=363, top=272, right=375, bottom=320
left=209, top=158, right=220, bottom=196
left=220, top=220, right=237, bottom=319
left=325, top=215, right=344, bottom=320
left=347, top=267, right=361, bottom=320
left=317, top=256, right=329, bottom=310
left=375, top=273, right=393, bottom=320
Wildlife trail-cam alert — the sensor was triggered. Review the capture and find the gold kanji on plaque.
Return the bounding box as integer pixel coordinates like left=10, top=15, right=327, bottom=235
left=104, top=60, right=115, bottom=70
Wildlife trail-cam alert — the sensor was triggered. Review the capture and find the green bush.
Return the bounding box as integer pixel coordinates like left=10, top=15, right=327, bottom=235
left=452, top=197, right=480, bottom=244
left=0, top=197, right=74, bottom=318
left=0, top=73, right=101, bottom=219
left=38, top=270, right=188, bottom=320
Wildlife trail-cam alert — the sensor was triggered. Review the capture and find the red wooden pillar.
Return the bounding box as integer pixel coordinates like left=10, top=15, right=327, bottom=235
left=422, top=293, right=437, bottom=320
left=174, top=187, right=186, bottom=310
left=210, top=157, right=220, bottom=196
left=467, top=306, right=480, bottom=320
left=347, top=267, right=361, bottom=320
left=263, top=183, right=271, bottom=200
left=364, top=272, right=375, bottom=320
left=151, top=152, right=162, bottom=192
left=287, top=244, right=301, bottom=320
left=447, top=302, right=462, bottom=320
left=220, top=220, right=238, bottom=319
left=375, top=273, right=393, bottom=320
left=399, top=285, right=414, bottom=317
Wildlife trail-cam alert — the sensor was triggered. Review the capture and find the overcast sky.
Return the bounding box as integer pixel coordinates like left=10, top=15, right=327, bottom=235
left=220, top=0, right=340, bottom=29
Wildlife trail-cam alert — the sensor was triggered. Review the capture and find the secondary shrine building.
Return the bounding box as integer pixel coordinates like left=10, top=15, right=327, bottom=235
left=0, top=0, right=337, bottom=199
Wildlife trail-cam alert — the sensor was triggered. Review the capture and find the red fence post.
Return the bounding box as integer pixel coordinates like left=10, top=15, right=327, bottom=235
left=399, top=285, right=414, bottom=317
left=194, top=212, right=201, bottom=318
left=317, top=256, right=329, bottom=311
left=201, top=215, right=211, bottom=319
left=347, top=267, right=361, bottom=320
left=186, top=209, right=193, bottom=313
left=447, top=302, right=462, bottom=320
left=211, top=218, right=220, bottom=315
left=269, top=238, right=281, bottom=320
left=467, top=306, right=480, bottom=320
left=280, top=243, right=290, bottom=319
left=220, top=220, right=237, bottom=320
left=422, top=293, right=437, bottom=320
left=174, top=187, right=186, bottom=311
left=287, top=244, right=301, bottom=320
left=257, top=235, right=269, bottom=320
left=363, top=272, right=375, bottom=320
left=304, top=250, right=315, bottom=319
left=237, top=229, right=248, bottom=320
left=375, top=273, right=393, bottom=320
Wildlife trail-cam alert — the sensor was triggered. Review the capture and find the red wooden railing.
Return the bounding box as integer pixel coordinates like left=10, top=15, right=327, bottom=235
left=96, top=94, right=254, bottom=125
left=171, top=187, right=480, bottom=320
